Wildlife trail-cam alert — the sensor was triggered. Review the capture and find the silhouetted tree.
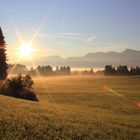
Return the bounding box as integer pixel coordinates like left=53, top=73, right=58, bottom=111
left=2, top=75, right=38, bottom=101
left=90, top=68, right=94, bottom=74
left=36, top=65, right=54, bottom=76
left=104, top=65, right=139, bottom=76
left=59, top=66, right=71, bottom=75
left=0, top=27, right=8, bottom=79
left=130, top=67, right=136, bottom=75
left=104, top=65, right=115, bottom=75
left=130, top=66, right=140, bottom=75
left=45, top=65, right=53, bottom=75
left=135, top=66, right=140, bottom=75
left=116, top=65, right=129, bottom=75
left=54, top=66, right=71, bottom=75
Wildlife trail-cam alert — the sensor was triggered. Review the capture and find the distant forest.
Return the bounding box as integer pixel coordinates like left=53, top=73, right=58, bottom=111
left=8, top=64, right=140, bottom=76
left=104, top=65, right=140, bottom=76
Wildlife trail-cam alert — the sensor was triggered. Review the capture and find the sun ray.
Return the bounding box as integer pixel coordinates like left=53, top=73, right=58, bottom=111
left=10, top=20, right=24, bottom=44
left=29, top=0, right=56, bottom=46
left=28, top=56, right=62, bottom=112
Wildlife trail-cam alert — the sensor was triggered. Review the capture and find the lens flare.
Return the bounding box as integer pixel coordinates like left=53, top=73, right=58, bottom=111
left=19, top=43, right=33, bottom=57
left=103, top=86, right=140, bottom=109
left=103, top=86, right=124, bottom=98
left=136, top=102, right=140, bottom=108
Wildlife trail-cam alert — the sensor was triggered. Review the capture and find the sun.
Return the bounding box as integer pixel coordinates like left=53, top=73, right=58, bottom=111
left=19, top=43, right=33, bottom=58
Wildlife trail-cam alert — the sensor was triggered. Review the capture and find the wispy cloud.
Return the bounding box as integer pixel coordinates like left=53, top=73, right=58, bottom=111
left=85, top=36, right=96, bottom=42
left=56, top=32, right=84, bottom=40
left=59, top=32, right=84, bottom=37
left=35, top=32, right=84, bottom=40
left=32, top=29, right=96, bottom=42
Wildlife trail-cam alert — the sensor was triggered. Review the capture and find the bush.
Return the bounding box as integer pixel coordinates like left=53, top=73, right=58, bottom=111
left=0, top=75, right=38, bottom=101
left=20, top=89, right=38, bottom=101
left=7, top=75, right=34, bottom=90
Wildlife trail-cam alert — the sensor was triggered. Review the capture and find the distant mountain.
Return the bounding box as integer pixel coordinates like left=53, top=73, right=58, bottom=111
left=35, top=49, right=140, bottom=67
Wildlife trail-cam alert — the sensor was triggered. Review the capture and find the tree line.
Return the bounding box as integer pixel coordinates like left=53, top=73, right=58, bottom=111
left=104, top=65, right=140, bottom=76
left=7, top=64, right=140, bottom=76
left=28, top=66, right=71, bottom=76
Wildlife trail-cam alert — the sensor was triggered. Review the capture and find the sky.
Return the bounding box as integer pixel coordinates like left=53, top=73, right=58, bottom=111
left=0, top=0, right=140, bottom=62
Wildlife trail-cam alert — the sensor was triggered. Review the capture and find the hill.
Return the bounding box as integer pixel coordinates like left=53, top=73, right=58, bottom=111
left=34, top=49, right=140, bottom=67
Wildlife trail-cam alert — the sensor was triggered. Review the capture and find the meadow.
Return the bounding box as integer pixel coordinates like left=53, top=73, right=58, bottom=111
left=0, top=76, right=140, bottom=140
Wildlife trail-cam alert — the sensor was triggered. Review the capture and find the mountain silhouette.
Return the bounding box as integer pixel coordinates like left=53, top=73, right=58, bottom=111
left=34, top=49, right=140, bottom=67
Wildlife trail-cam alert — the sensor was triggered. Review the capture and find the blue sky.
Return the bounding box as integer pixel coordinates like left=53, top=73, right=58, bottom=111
left=0, top=0, right=140, bottom=61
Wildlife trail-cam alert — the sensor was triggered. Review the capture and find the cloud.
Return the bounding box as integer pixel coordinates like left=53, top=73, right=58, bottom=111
left=33, top=30, right=96, bottom=42
left=35, top=32, right=84, bottom=40
left=48, top=34, right=83, bottom=40
left=59, top=32, right=84, bottom=37
left=85, top=36, right=96, bottom=42
left=57, top=32, right=84, bottom=40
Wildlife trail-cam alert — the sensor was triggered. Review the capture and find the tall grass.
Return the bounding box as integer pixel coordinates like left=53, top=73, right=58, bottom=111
left=0, top=76, right=140, bottom=139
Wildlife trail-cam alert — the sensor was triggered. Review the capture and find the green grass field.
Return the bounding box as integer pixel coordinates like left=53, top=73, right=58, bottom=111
left=0, top=76, right=140, bottom=140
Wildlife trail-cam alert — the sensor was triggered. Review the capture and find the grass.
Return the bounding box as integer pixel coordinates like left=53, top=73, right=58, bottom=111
left=0, top=76, right=140, bottom=140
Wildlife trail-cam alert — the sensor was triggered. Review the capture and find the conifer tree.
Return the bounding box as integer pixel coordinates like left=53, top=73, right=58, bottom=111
left=0, top=27, right=8, bottom=79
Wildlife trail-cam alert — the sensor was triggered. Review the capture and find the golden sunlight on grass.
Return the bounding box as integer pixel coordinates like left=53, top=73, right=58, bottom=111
left=0, top=76, right=140, bottom=139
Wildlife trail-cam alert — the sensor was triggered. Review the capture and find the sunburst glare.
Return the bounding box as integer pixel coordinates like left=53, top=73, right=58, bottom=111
left=19, top=43, right=34, bottom=58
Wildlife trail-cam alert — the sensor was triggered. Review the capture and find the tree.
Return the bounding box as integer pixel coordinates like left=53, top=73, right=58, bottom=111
left=104, top=65, right=116, bottom=75
left=90, top=68, right=94, bottom=74
left=116, top=65, right=129, bottom=75
left=0, top=27, right=8, bottom=79
left=7, top=75, right=34, bottom=91
left=1, top=75, right=38, bottom=101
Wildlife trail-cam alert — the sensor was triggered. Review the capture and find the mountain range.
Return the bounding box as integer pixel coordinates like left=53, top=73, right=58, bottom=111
left=33, top=49, right=140, bottom=67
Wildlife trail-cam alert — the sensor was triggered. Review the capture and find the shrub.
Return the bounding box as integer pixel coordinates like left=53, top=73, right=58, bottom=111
left=0, top=75, right=38, bottom=101
left=20, top=89, right=38, bottom=101
left=7, top=75, right=34, bottom=90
